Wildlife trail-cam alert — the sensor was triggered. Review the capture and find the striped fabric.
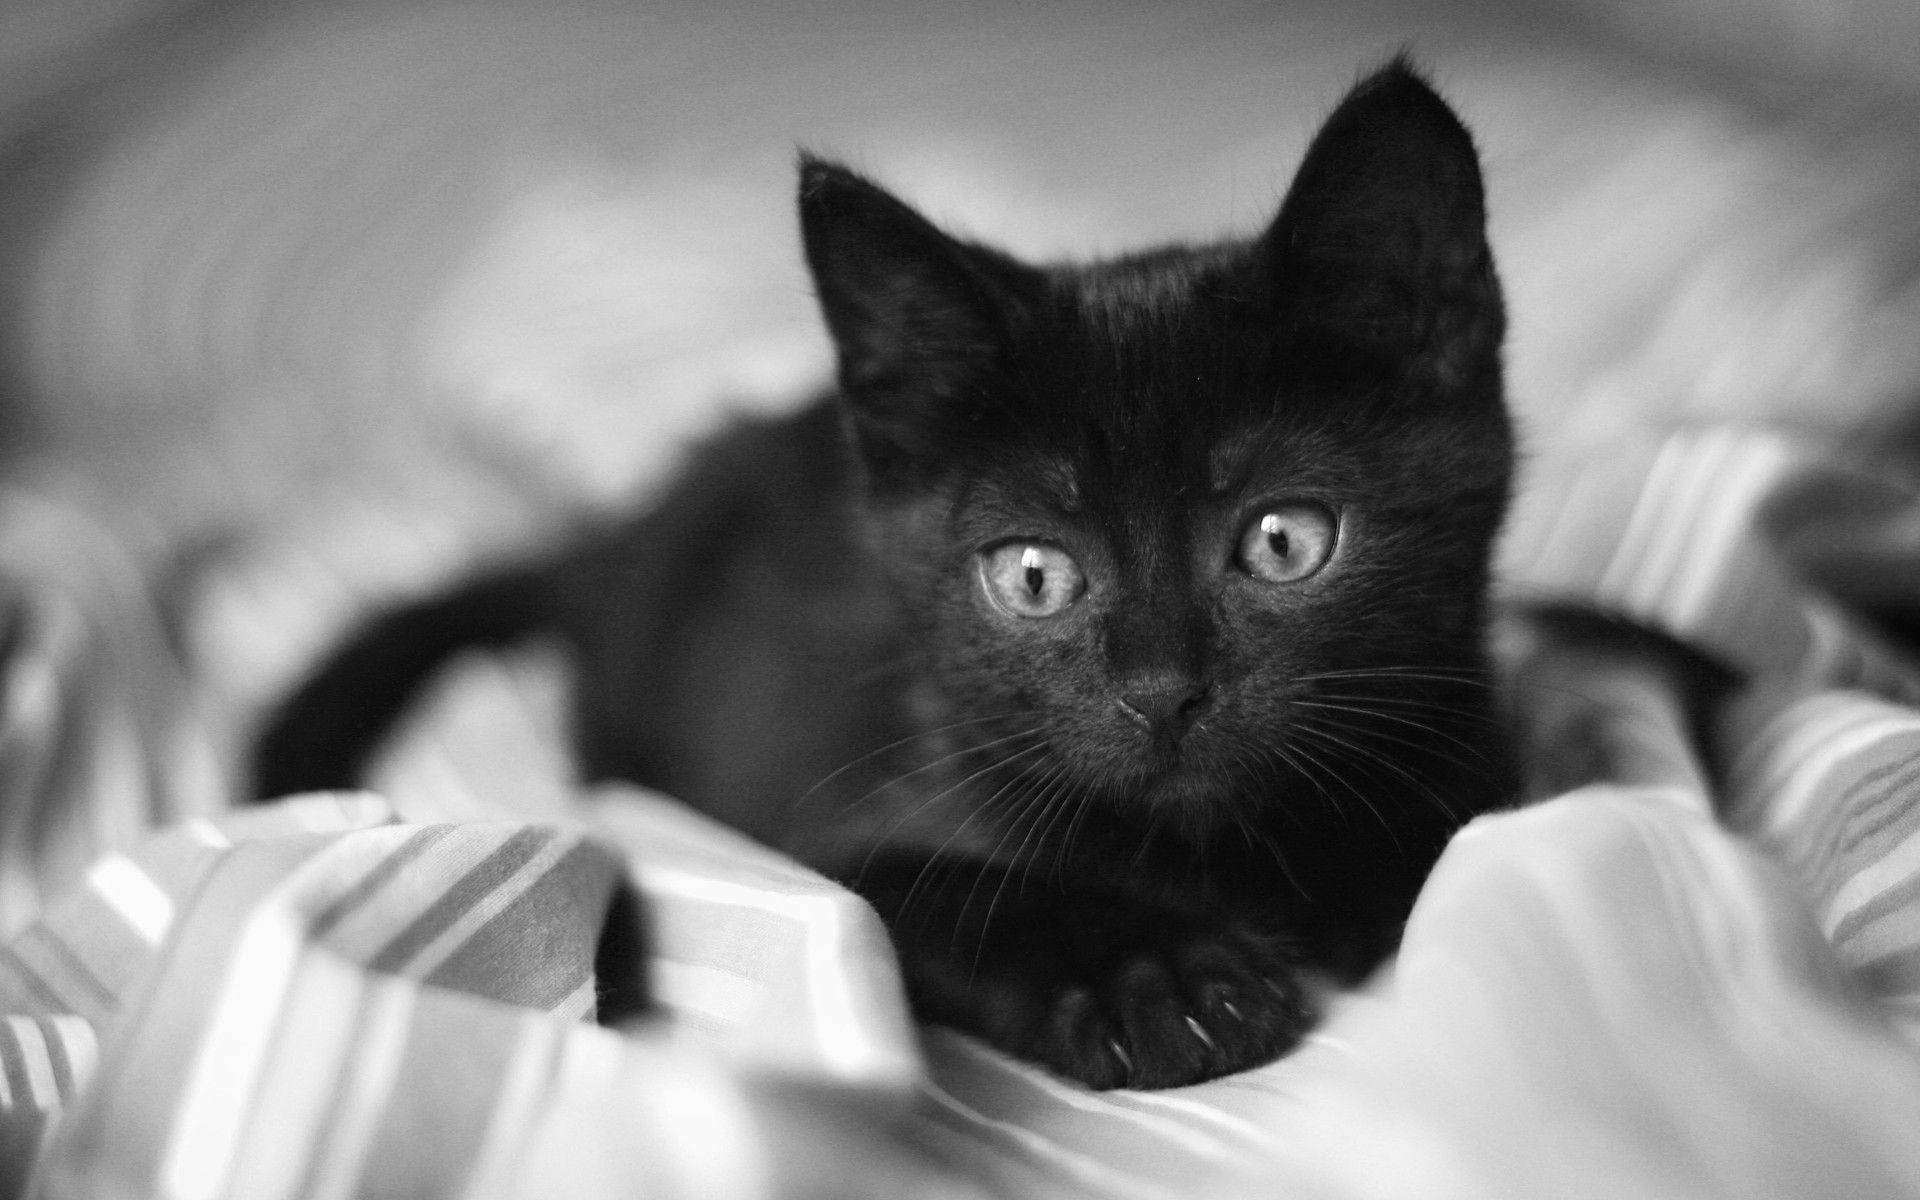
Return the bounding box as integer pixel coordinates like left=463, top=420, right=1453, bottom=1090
left=1502, top=427, right=1920, bottom=697
left=8, top=792, right=934, bottom=1199
left=8, top=427, right=1920, bottom=1197
left=1725, top=689, right=1920, bottom=1037
left=0, top=487, right=228, bottom=940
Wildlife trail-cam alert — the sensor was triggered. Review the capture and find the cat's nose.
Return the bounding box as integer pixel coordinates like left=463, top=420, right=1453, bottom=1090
left=1116, top=679, right=1211, bottom=735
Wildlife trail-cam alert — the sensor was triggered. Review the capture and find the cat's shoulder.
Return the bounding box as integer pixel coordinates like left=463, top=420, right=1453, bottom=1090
left=558, top=393, right=862, bottom=591
left=659, top=392, right=850, bottom=512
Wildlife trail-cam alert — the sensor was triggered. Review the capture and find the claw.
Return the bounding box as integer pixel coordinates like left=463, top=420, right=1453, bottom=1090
left=1221, top=1000, right=1242, bottom=1022
left=1106, top=1037, right=1133, bottom=1080
left=1184, top=1015, right=1217, bottom=1051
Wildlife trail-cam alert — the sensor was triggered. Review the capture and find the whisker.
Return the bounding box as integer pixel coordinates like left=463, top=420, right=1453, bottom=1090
left=868, top=741, right=1045, bottom=868
left=1305, top=688, right=1507, bottom=726
left=884, top=743, right=1066, bottom=935
left=1292, top=666, right=1496, bottom=690
left=1234, top=736, right=1298, bottom=800
left=1229, top=805, right=1309, bottom=902
left=1266, top=730, right=1401, bottom=851
left=961, top=764, right=1071, bottom=965
left=1130, top=804, right=1170, bottom=868
left=800, top=710, right=1037, bottom=810
left=1014, top=762, right=1080, bottom=896
left=1286, top=697, right=1498, bottom=770
left=852, top=740, right=1049, bottom=909
left=823, top=724, right=1042, bottom=820
left=954, top=755, right=1059, bottom=931
left=1219, top=738, right=1311, bottom=831
left=1052, top=777, right=1100, bottom=887
left=1287, top=717, right=1467, bottom=826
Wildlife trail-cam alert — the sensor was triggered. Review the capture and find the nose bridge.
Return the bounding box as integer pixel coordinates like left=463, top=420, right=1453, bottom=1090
left=1103, top=520, right=1207, bottom=683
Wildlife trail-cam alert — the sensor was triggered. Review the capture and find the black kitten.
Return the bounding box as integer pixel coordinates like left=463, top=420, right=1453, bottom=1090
left=255, top=59, right=1515, bottom=1089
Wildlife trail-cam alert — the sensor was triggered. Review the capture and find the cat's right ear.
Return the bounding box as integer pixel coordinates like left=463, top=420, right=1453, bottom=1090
left=1262, top=59, right=1503, bottom=393
left=798, top=156, right=1034, bottom=483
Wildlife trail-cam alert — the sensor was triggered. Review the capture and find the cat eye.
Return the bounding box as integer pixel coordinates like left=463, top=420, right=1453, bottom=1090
left=1237, top=503, right=1337, bottom=583
left=979, top=542, right=1086, bottom=618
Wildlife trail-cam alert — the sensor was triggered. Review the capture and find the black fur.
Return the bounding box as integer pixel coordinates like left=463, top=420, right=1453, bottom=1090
left=255, top=59, right=1517, bottom=1089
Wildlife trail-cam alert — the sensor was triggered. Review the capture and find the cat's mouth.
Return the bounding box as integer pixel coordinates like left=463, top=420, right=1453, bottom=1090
left=1124, top=762, right=1246, bottom=818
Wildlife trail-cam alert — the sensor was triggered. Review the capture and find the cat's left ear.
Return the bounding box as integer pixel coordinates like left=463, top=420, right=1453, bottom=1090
left=798, top=156, right=1038, bottom=485
left=1264, top=58, right=1503, bottom=389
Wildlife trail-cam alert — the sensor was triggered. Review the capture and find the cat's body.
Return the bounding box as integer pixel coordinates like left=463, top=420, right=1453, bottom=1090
left=256, top=60, right=1517, bottom=1089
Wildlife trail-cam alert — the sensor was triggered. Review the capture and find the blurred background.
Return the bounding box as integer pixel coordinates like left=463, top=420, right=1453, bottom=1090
left=9, top=10, right=1920, bottom=1193
left=0, top=0, right=1918, bottom=895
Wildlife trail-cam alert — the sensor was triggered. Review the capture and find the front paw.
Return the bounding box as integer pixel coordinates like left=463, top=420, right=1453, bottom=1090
left=1033, top=923, right=1311, bottom=1089
left=899, top=900, right=1312, bottom=1089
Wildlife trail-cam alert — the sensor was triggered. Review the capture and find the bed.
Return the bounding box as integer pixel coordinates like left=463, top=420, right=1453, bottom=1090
left=5, top=1, right=1920, bottom=1196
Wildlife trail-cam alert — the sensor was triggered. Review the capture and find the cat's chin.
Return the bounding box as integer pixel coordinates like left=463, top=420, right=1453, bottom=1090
left=1125, top=766, right=1248, bottom=825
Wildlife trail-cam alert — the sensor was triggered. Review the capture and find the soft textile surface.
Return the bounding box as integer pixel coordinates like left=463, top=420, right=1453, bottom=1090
left=9, top=0, right=1920, bottom=1195
left=9, top=429, right=1920, bottom=1198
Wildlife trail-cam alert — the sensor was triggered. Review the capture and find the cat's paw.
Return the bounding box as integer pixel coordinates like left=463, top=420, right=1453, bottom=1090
left=902, top=902, right=1313, bottom=1090
left=1021, top=923, right=1311, bottom=1089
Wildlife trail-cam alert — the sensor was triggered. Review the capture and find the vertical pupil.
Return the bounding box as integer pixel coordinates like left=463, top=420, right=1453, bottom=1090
left=1263, top=515, right=1291, bottom=560
left=1022, top=547, right=1046, bottom=597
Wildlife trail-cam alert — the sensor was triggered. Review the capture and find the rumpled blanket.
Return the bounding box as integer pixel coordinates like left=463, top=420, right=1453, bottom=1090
left=8, top=427, right=1920, bottom=1198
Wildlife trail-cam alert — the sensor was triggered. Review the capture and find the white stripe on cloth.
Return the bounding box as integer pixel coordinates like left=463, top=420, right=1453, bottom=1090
left=1658, top=436, right=1792, bottom=633
left=218, top=950, right=367, bottom=1200
left=1597, top=433, right=1715, bottom=612
left=457, top=1009, right=571, bottom=1200
left=1824, top=822, right=1920, bottom=942
left=643, top=864, right=894, bottom=1082
left=1835, top=903, right=1920, bottom=971
left=650, top=959, right=763, bottom=1029
left=312, top=825, right=512, bottom=964
left=180, top=818, right=234, bottom=849
left=295, top=975, right=416, bottom=1200
left=551, top=977, right=596, bottom=1022
left=49, top=1013, right=97, bottom=1103
left=84, top=853, right=175, bottom=947
left=3, top=1017, right=58, bottom=1110
left=1602, top=430, right=1792, bottom=636
left=510, top=1030, right=770, bottom=1200
left=1731, top=696, right=1920, bottom=839
left=158, top=831, right=411, bottom=1200
left=381, top=831, right=576, bottom=981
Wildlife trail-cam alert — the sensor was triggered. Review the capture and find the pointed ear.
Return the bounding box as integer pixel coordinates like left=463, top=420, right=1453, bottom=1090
left=1265, top=59, right=1502, bottom=388
left=797, top=156, right=1035, bottom=480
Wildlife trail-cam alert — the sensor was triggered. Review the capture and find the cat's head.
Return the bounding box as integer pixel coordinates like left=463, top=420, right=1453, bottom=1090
left=799, top=61, right=1512, bottom=844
